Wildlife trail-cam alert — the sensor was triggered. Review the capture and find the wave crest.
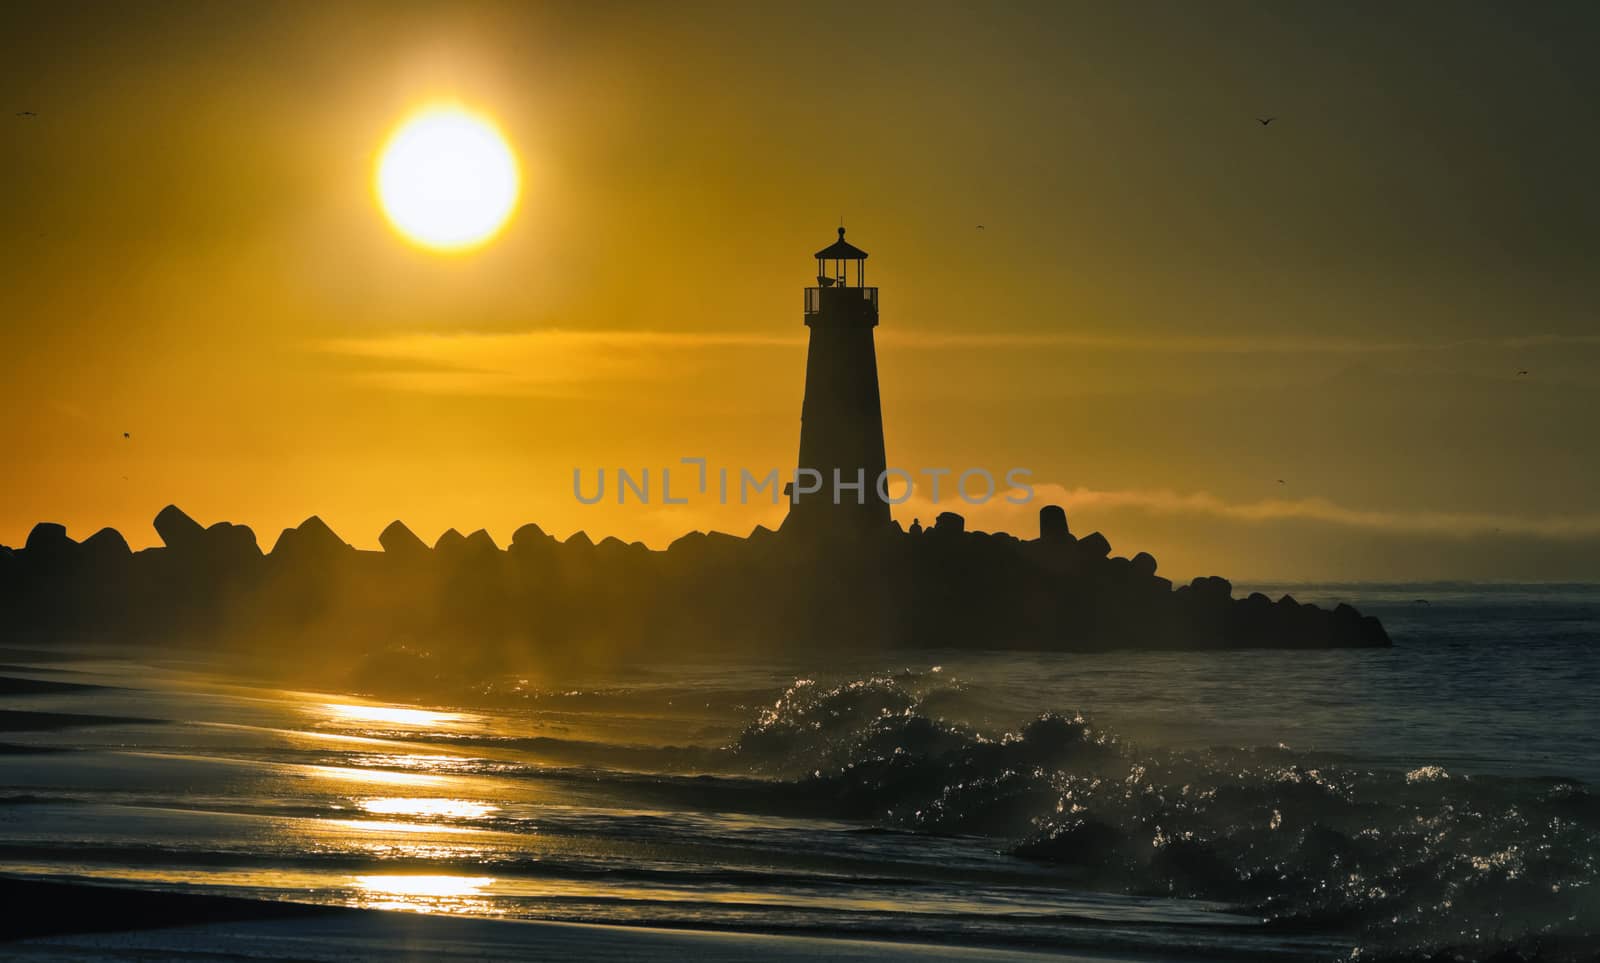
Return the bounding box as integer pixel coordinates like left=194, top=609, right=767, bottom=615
left=731, top=671, right=1600, bottom=960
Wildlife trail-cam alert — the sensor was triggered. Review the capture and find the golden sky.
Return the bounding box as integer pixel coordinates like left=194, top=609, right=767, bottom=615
left=3, top=1, right=1599, bottom=580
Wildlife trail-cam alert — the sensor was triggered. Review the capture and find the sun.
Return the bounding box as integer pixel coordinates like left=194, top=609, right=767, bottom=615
left=375, top=105, right=520, bottom=252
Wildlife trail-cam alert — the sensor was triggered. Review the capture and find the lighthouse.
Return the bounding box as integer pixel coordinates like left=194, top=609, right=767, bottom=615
left=785, top=227, right=892, bottom=534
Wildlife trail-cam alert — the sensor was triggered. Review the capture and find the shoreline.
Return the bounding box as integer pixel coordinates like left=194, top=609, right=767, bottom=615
left=1, top=876, right=1170, bottom=963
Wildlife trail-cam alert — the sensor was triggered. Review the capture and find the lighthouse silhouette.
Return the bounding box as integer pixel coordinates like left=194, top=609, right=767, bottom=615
left=784, top=227, right=892, bottom=534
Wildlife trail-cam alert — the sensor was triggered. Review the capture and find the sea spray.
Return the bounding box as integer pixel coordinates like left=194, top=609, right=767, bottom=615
left=730, top=671, right=1600, bottom=959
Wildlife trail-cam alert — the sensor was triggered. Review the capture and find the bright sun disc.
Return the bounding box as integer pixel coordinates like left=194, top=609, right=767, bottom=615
left=376, top=106, right=519, bottom=251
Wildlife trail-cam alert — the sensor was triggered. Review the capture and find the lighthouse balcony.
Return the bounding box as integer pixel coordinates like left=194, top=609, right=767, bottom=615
left=805, top=285, right=878, bottom=319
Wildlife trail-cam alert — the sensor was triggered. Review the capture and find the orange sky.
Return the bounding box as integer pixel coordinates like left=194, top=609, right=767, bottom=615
left=3, top=2, right=1599, bottom=580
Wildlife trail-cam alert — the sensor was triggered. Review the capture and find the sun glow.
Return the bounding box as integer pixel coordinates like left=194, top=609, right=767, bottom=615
left=375, top=104, right=520, bottom=252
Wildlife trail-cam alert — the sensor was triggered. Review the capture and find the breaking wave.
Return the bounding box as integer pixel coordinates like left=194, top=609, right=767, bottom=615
left=729, top=672, right=1600, bottom=960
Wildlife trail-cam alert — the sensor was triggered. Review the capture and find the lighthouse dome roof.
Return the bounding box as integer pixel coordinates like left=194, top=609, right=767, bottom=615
left=814, top=227, right=868, bottom=260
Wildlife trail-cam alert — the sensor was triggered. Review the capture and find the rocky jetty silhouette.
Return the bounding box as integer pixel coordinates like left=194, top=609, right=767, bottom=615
left=0, top=505, right=1388, bottom=670
left=0, top=229, right=1392, bottom=671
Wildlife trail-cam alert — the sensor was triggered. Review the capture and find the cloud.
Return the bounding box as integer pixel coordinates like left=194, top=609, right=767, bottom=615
left=899, top=482, right=1600, bottom=540
left=314, top=330, right=805, bottom=396
left=876, top=330, right=1600, bottom=355
left=314, top=328, right=1600, bottom=397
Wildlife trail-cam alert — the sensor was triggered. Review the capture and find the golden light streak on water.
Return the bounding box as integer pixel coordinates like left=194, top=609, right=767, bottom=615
left=317, top=818, right=479, bottom=836
left=357, top=797, right=500, bottom=820
left=322, top=703, right=470, bottom=728
left=351, top=874, right=500, bottom=915
left=306, top=764, right=453, bottom=787
left=353, top=874, right=496, bottom=896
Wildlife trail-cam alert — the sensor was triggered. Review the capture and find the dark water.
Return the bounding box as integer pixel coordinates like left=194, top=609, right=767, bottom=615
left=1, top=583, right=1597, bottom=960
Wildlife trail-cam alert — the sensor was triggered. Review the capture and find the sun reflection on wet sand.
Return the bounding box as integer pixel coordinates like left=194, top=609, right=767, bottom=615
left=307, top=763, right=453, bottom=787
left=359, top=797, right=500, bottom=820
left=318, top=817, right=479, bottom=836
left=352, top=874, right=500, bottom=914
left=322, top=703, right=470, bottom=728
left=344, top=752, right=507, bottom=774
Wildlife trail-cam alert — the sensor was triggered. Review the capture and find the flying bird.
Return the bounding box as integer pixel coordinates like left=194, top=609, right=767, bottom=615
left=122, top=432, right=130, bottom=439
left=15, top=111, right=36, bottom=118
left=1517, top=369, right=1529, bottom=376
left=1257, top=117, right=1275, bottom=126
left=1277, top=479, right=1285, bottom=485
left=976, top=225, right=985, bottom=230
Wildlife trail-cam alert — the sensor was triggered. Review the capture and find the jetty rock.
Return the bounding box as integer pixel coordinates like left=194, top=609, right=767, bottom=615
left=205, top=522, right=262, bottom=561
left=378, top=520, right=429, bottom=559
left=81, top=527, right=133, bottom=564
left=1039, top=505, right=1071, bottom=541
left=0, top=506, right=1393, bottom=657
left=24, top=522, right=77, bottom=565
left=271, top=515, right=351, bottom=562
left=154, top=505, right=206, bottom=552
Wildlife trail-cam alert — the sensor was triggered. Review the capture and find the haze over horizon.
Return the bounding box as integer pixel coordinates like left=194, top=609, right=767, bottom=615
left=4, top=1, right=1599, bottom=581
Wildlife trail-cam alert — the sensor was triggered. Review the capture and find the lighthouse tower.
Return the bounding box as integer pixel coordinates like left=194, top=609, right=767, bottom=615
left=785, top=227, right=891, bottom=534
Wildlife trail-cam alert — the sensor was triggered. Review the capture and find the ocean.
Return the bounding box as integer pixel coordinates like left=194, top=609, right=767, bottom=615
left=2, top=582, right=1597, bottom=961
